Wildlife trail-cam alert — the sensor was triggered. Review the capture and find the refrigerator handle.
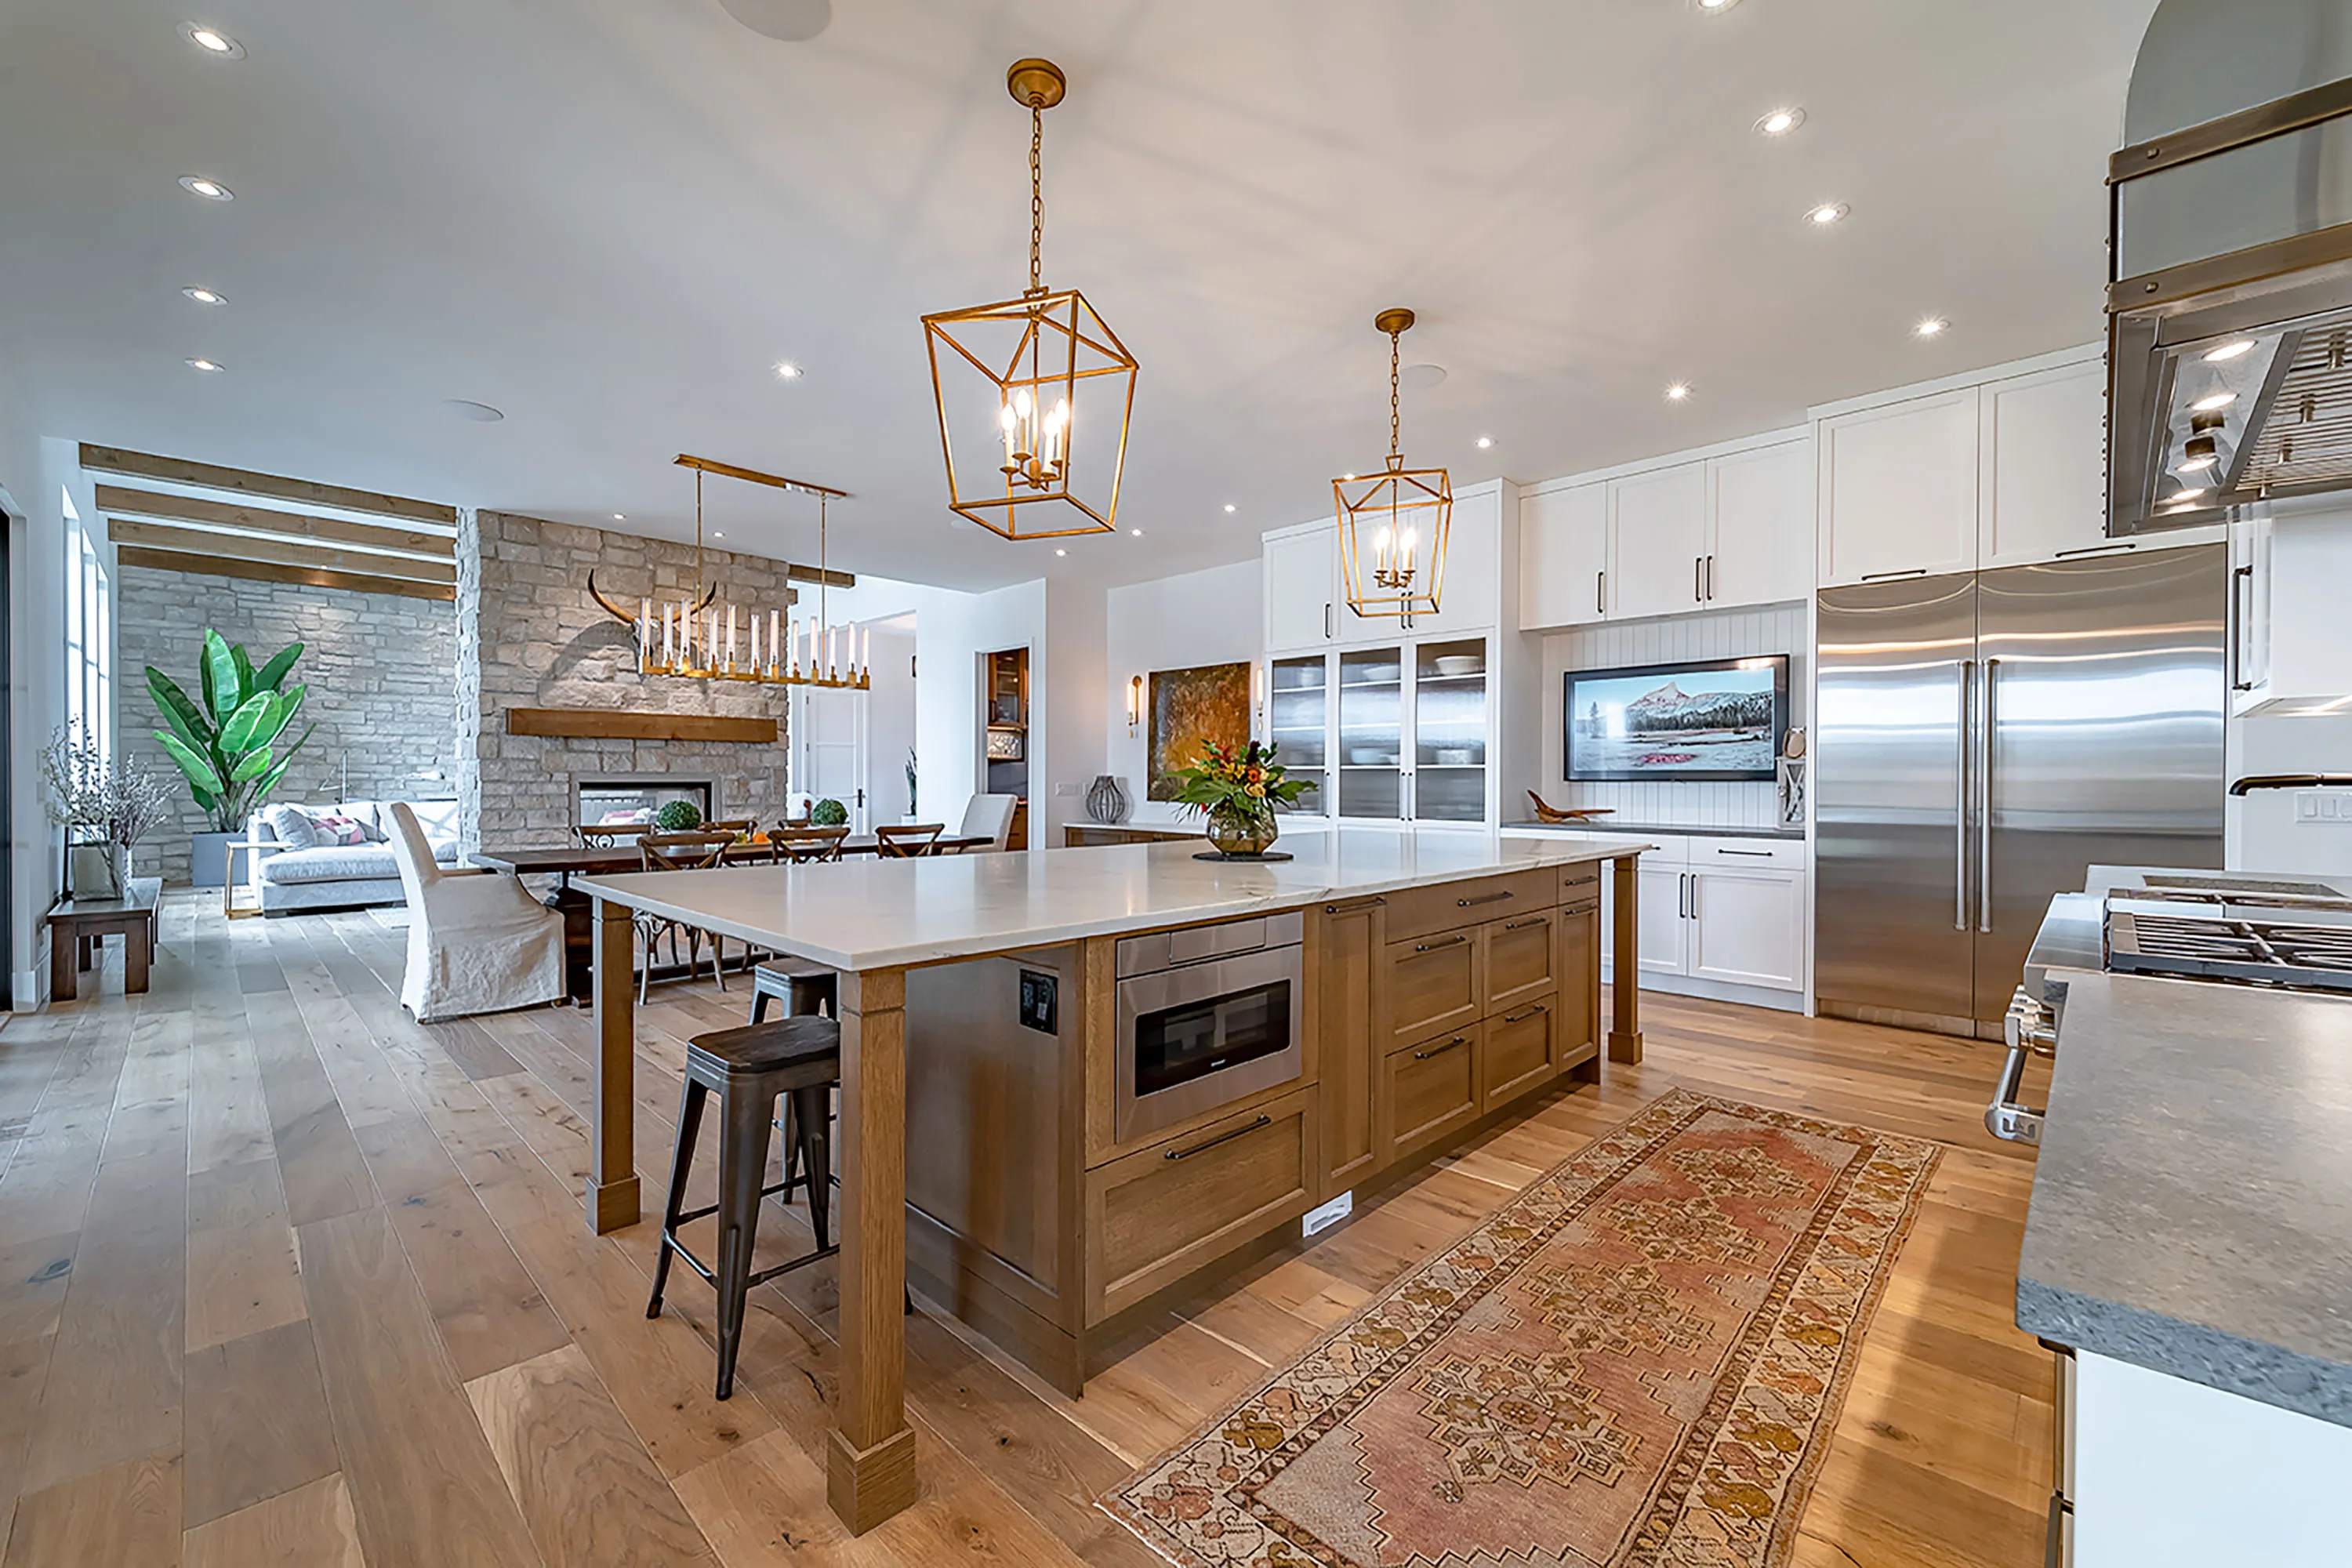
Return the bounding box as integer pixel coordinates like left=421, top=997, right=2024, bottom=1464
left=1980, top=659, right=1998, bottom=934
left=2230, top=564, right=2255, bottom=692
left=1956, top=659, right=1976, bottom=932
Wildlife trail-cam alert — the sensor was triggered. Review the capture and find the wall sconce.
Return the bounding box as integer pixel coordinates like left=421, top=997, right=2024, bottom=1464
left=1127, top=674, right=1144, bottom=735
left=1251, top=662, right=1265, bottom=720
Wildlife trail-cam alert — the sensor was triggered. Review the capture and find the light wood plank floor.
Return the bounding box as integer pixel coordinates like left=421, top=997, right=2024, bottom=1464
left=0, top=891, right=2056, bottom=1566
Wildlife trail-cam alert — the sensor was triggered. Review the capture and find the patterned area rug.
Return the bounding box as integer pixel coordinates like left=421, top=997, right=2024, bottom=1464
left=1103, top=1089, right=1941, bottom=1568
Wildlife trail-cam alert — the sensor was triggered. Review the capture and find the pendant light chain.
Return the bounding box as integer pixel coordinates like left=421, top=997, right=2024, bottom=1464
left=1388, top=328, right=1403, bottom=468
left=1028, top=99, right=1046, bottom=296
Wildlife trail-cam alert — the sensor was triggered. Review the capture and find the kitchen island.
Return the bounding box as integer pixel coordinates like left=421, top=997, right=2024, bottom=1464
left=2016, top=967, right=2352, bottom=1565
left=578, top=829, right=1649, bottom=1532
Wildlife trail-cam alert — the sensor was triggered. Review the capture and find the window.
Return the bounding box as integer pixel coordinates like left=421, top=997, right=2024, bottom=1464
left=63, top=491, right=109, bottom=758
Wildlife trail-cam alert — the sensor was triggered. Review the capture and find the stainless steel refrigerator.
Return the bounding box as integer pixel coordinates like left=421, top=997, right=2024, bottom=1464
left=1814, top=544, right=2225, bottom=1036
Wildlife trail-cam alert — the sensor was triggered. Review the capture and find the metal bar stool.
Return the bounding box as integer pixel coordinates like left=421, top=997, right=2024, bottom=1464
left=645, top=1015, right=840, bottom=1399
left=750, top=960, right=838, bottom=1210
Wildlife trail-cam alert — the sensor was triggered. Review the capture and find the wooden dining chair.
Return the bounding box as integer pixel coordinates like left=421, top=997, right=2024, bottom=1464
left=771, top=825, right=851, bottom=864
left=873, top=822, right=946, bottom=858
left=636, top=831, right=736, bottom=1001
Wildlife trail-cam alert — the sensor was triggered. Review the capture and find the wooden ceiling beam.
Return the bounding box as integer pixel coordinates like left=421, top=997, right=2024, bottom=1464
left=80, top=444, right=456, bottom=527
left=114, top=545, right=455, bottom=602
left=105, top=518, right=459, bottom=584
left=95, top=485, right=456, bottom=557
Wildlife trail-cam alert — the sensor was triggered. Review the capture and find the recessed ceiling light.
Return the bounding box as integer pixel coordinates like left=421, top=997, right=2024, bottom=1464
left=612, top=512, right=626, bottom=521
left=1342, top=472, right=1356, bottom=482
left=1694, top=0, right=1741, bottom=13
left=2190, top=391, right=2238, bottom=412
left=1055, top=547, right=1067, bottom=557
left=1222, top=503, right=1236, bottom=514
left=1755, top=107, right=1805, bottom=137
left=182, top=285, right=226, bottom=305
left=442, top=398, right=505, bottom=423
left=1806, top=202, right=1849, bottom=227
left=1400, top=363, right=1446, bottom=390
left=184, top=357, right=223, bottom=372
left=1665, top=383, right=1692, bottom=401
left=1915, top=316, right=1949, bottom=338
left=179, top=175, right=233, bottom=201
left=180, top=22, right=245, bottom=57
left=713, top=532, right=725, bottom=539
left=1475, top=436, right=1494, bottom=449
left=774, top=361, right=804, bottom=379
left=1131, top=528, right=1143, bottom=535
left=2203, top=339, right=2256, bottom=363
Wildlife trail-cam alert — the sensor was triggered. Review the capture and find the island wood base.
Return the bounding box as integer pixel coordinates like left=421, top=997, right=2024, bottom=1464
left=583, top=843, right=1646, bottom=1536
left=1608, top=854, right=1644, bottom=1064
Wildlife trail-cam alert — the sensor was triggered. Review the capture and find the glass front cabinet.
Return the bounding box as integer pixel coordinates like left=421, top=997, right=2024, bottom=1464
left=1265, top=635, right=1494, bottom=827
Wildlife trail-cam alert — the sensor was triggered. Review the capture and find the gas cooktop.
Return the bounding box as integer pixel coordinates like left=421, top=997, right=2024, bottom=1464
left=2107, top=887, right=2352, bottom=993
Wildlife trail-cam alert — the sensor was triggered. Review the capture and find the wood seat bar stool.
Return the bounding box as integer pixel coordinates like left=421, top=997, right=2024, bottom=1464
left=646, top=1015, right=841, bottom=1399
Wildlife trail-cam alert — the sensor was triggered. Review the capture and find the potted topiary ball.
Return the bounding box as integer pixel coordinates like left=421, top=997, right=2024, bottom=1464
left=810, top=797, right=849, bottom=828
left=652, top=800, right=703, bottom=832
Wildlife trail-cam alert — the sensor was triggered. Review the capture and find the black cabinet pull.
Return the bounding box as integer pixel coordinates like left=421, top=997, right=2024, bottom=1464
left=1414, top=933, right=1468, bottom=952
left=1501, top=915, right=1549, bottom=931
left=1164, top=1113, right=1271, bottom=1161
left=1457, top=891, right=1515, bottom=907
left=1323, top=895, right=1387, bottom=914
left=1503, top=1004, right=1549, bottom=1024
left=1413, top=1036, right=1467, bottom=1061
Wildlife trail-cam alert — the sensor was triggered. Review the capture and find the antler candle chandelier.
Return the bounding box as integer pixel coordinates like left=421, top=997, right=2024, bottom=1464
left=1334, top=308, right=1453, bottom=619
left=588, top=455, right=870, bottom=691
left=922, top=57, right=1138, bottom=540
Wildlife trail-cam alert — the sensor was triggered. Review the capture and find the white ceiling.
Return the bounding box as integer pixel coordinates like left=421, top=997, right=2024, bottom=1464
left=0, top=0, right=2158, bottom=592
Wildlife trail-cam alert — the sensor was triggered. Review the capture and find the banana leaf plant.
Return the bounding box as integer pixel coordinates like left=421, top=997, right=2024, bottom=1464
left=147, top=630, right=314, bottom=833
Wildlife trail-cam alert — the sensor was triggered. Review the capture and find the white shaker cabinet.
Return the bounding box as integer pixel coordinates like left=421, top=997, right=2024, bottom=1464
left=1608, top=462, right=1710, bottom=620
left=1979, top=358, right=2108, bottom=568
left=1817, top=387, right=1980, bottom=587
left=1406, top=484, right=1501, bottom=637
left=1264, top=523, right=1338, bottom=652
left=1519, top=481, right=1610, bottom=629
left=1706, top=440, right=1813, bottom=609
left=1687, top=866, right=1808, bottom=991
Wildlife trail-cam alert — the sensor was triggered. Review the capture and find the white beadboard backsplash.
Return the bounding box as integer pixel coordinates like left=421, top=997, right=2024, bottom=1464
left=1537, top=602, right=1808, bottom=831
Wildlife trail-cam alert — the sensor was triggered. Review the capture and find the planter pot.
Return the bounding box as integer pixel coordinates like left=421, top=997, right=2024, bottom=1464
left=191, top=830, right=243, bottom=888
left=66, top=842, right=122, bottom=901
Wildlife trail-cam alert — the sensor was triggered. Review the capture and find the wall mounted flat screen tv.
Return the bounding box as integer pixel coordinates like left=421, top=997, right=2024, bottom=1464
left=1563, top=655, right=1788, bottom=782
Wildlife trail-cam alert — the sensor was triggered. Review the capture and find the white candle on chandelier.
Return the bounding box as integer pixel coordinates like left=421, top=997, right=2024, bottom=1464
left=638, top=598, right=652, bottom=672
left=1400, top=526, right=1418, bottom=574
left=768, top=609, right=782, bottom=675
left=1000, top=401, right=1018, bottom=468
left=1374, top=525, right=1391, bottom=570
left=750, top=612, right=760, bottom=673
left=1012, top=386, right=1034, bottom=458
left=861, top=626, right=871, bottom=681
left=662, top=603, right=674, bottom=666
left=1047, top=397, right=1069, bottom=470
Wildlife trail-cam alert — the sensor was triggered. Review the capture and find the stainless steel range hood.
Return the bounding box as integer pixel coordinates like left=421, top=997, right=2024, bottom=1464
left=2107, top=0, right=2352, bottom=535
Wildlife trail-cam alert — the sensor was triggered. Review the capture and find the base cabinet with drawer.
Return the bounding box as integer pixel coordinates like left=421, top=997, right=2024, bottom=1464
left=1582, top=833, right=1810, bottom=1008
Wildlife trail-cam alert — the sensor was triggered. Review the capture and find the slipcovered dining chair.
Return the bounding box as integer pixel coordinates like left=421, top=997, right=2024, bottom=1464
left=953, top=793, right=1019, bottom=852
left=384, top=802, right=565, bottom=1023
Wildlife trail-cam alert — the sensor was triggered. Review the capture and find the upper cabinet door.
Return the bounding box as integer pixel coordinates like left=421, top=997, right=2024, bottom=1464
left=1413, top=485, right=1501, bottom=637
left=1609, top=462, right=1710, bottom=619
left=1979, top=359, right=2107, bottom=569
left=1817, top=389, right=1980, bottom=586
left=1264, top=525, right=1337, bottom=652
left=1705, top=441, right=1812, bottom=608
left=1518, top=481, right=1610, bottom=630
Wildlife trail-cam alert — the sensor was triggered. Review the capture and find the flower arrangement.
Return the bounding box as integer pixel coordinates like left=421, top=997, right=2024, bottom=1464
left=39, top=730, right=173, bottom=896
left=1163, top=739, right=1311, bottom=855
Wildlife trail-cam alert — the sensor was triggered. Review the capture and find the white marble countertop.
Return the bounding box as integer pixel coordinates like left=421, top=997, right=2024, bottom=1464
left=576, top=828, right=1649, bottom=971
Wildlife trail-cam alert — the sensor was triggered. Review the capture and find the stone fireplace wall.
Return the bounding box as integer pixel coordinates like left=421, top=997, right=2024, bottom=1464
left=457, top=510, right=800, bottom=851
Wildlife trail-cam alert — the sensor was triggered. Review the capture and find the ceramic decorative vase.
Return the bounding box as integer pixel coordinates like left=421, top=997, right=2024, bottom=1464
left=1084, top=774, right=1130, bottom=824
left=1206, top=797, right=1279, bottom=857
left=67, top=839, right=120, bottom=900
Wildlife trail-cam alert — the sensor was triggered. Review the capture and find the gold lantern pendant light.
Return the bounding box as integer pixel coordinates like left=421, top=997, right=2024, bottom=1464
left=1335, top=308, right=1452, bottom=619
left=922, top=58, right=1138, bottom=540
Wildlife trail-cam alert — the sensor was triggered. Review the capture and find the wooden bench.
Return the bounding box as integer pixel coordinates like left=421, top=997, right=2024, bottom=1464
left=47, top=877, right=161, bottom=1001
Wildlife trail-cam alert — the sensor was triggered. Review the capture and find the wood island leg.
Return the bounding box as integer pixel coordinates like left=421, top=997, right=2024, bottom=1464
left=587, top=896, right=641, bottom=1233
left=828, top=965, right=916, bottom=1534
left=1609, top=854, right=1644, bottom=1065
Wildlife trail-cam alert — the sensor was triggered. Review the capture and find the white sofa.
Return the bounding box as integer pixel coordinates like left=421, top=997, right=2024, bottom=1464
left=247, top=799, right=463, bottom=914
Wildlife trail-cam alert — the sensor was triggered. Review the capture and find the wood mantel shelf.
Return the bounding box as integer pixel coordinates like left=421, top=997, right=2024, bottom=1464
left=504, top=707, right=778, bottom=743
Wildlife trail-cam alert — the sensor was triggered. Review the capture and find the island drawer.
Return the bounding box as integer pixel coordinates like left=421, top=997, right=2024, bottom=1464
left=1486, top=909, right=1560, bottom=1013
left=1483, top=994, right=1558, bottom=1111
left=1385, top=927, right=1485, bottom=1050
left=1384, top=868, right=1556, bottom=945
left=1559, top=862, right=1602, bottom=903
left=1085, top=1087, right=1316, bottom=1323
left=1382, top=1022, right=1481, bottom=1162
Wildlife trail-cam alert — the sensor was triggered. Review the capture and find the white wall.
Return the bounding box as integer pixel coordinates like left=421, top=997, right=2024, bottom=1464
left=1538, top=600, right=1807, bottom=831
left=1102, top=560, right=1263, bottom=826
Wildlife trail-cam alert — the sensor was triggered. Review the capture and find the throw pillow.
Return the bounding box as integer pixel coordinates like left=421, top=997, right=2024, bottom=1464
left=307, top=814, right=369, bottom=847
left=262, top=802, right=319, bottom=850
